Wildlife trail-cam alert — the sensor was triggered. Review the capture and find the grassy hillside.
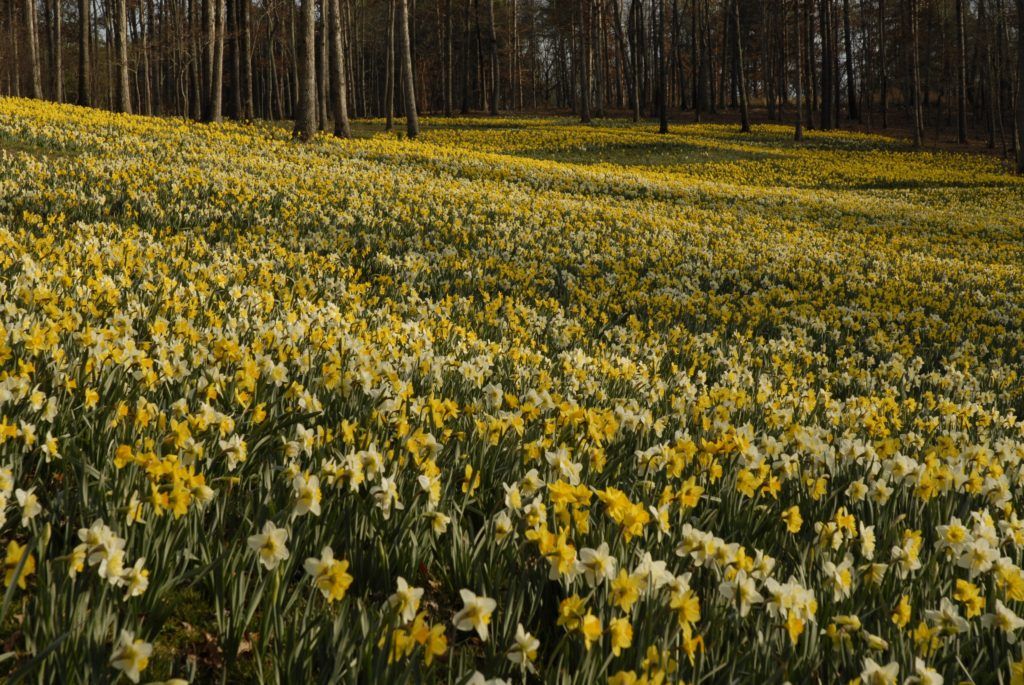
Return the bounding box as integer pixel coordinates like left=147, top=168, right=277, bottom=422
left=1, top=97, right=1023, bottom=683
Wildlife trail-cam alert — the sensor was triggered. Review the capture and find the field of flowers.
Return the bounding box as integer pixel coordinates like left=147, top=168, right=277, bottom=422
left=0, top=96, right=1023, bottom=684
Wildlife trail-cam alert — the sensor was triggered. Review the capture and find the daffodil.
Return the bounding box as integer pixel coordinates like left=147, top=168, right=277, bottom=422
left=452, top=589, right=496, bottom=642
left=247, top=521, right=290, bottom=571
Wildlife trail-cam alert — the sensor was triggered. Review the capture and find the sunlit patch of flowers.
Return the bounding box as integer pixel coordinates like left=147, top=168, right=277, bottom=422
left=0, top=96, right=1023, bottom=682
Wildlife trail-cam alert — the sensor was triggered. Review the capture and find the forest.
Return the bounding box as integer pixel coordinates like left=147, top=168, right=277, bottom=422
left=1, top=0, right=1023, bottom=167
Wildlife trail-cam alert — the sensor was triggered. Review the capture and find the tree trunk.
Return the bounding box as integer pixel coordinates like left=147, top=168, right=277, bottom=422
left=658, top=0, right=668, bottom=132
left=734, top=0, right=750, bottom=131
left=954, top=0, right=967, bottom=143
left=203, top=0, right=215, bottom=113
left=78, top=0, right=91, bottom=105
left=841, top=0, right=857, bottom=119
left=241, top=0, right=254, bottom=118
left=398, top=0, right=419, bottom=137
left=819, top=0, right=832, bottom=128
left=692, top=0, right=701, bottom=120
left=1016, top=0, right=1024, bottom=172
left=878, top=0, right=886, bottom=126
left=386, top=0, right=396, bottom=128
left=53, top=0, right=63, bottom=101
left=909, top=0, right=922, bottom=148
left=25, top=0, right=44, bottom=98
left=328, top=0, right=351, bottom=137
left=461, top=0, right=470, bottom=113
left=207, top=0, right=225, bottom=121
left=487, top=0, right=499, bottom=113
left=580, top=0, right=592, bottom=121
left=629, top=0, right=640, bottom=121
left=795, top=0, right=803, bottom=139
left=293, top=0, right=317, bottom=139
left=445, top=0, right=453, bottom=114
left=116, top=0, right=131, bottom=111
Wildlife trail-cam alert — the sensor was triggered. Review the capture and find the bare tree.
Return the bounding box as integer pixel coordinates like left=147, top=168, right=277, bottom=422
left=398, top=0, right=419, bottom=137
left=1017, top=0, right=1024, bottom=172
left=24, top=0, right=43, bottom=98
left=658, top=0, right=668, bottom=132
left=386, top=0, right=396, bottom=130
left=78, top=0, right=91, bottom=105
left=795, top=0, right=804, bottom=139
left=580, top=0, right=592, bottom=122
left=53, top=0, right=63, bottom=101
left=294, top=0, right=317, bottom=139
left=841, top=0, right=857, bottom=119
left=116, top=0, right=131, bottom=112
left=734, top=0, right=749, bottom=131
left=328, top=0, right=352, bottom=136
left=954, top=0, right=966, bottom=143
left=487, top=0, right=499, bottom=114
left=908, top=0, right=922, bottom=148
left=206, top=0, right=226, bottom=121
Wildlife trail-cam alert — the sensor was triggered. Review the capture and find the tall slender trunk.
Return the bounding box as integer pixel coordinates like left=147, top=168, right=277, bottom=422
left=878, top=0, right=886, bottom=126
left=318, top=0, right=329, bottom=128
left=909, top=0, right=922, bottom=148
left=487, top=0, right=499, bottom=113
left=954, top=0, right=967, bottom=142
left=398, top=0, right=419, bottom=137
left=819, top=0, right=832, bottom=128
left=78, top=0, right=91, bottom=105
left=25, top=0, right=44, bottom=98
left=203, top=0, right=215, bottom=112
left=841, top=0, right=856, bottom=118
left=1016, top=0, right=1024, bottom=172
left=734, top=0, right=750, bottom=131
left=241, top=0, right=254, bottom=118
left=293, top=0, right=316, bottom=139
left=116, top=0, right=131, bottom=111
left=580, top=0, right=592, bottom=121
left=629, top=0, right=640, bottom=120
left=386, top=0, right=396, bottom=127
left=461, top=0, right=470, bottom=113
left=53, top=0, right=63, bottom=101
left=658, top=0, right=668, bottom=131
left=328, top=0, right=351, bottom=136
left=692, top=0, right=701, bottom=120
left=795, top=0, right=803, bottom=139
left=207, top=0, right=225, bottom=121
left=140, top=0, right=152, bottom=113
left=445, top=0, right=453, bottom=114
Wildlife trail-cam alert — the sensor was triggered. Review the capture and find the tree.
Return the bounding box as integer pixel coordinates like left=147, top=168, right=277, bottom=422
left=386, top=0, right=396, bottom=130
left=908, top=0, right=922, bottom=148
left=734, top=0, right=750, bottom=132
left=24, top=0, right=43, bottom=98
left=658, top=0, right=668, bottom=132
left=580, top=0, right=592, bottom=122
left=53, top=0, right=63, bottom=102
left=841, top=0, right=857, bottom=119
left=241, top=0, right=254, bottom=118
left=1017, top=0, right=1024, bottom=173
left=795, top=0, right=804, bottom=140
left=206, top=0, right=226, bottom=121
left=487, top=0, right=499, bottom=114
left=78, top=0, right=90, bottom=105
left=878, top=0, right=887, bottom=127
left=328, top=0, right=351, bottom=137
left=116, top=0, right=131, bottom=112
left=954, top=0, right=966, bottom=143
left=398, top=0, right=419, bottom=137
left=294, top=0, right=317, bottom=139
